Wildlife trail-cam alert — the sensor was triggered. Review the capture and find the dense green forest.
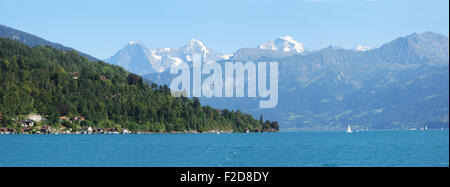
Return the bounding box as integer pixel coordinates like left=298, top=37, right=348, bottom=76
left=0, top=38, right=278, bottom=132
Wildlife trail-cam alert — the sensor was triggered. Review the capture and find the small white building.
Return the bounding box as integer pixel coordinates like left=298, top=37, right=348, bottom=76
left=122, top=129, right=131, bottom=134
left=26, top=114, right=46, bottom=122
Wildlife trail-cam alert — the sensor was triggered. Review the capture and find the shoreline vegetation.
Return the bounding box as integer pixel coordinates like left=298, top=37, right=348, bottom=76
left=0, top=38, right=279, bottom=134
left=0, top=127, right=276, bottom=135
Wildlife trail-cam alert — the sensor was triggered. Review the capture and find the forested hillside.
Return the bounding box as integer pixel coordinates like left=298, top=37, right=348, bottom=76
left=0, top=38, right=278, bottom=133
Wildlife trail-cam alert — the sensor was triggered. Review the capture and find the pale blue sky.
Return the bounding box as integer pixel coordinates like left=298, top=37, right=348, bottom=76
left=0, top=0, right=448, bottom=59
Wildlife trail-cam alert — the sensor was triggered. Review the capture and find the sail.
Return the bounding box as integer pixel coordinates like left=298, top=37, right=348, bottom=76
left=347, top=124, right=352, bottom=133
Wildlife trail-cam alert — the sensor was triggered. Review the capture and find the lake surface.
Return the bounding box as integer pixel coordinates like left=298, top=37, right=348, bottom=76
left=0, top=130, right=448, bottom=167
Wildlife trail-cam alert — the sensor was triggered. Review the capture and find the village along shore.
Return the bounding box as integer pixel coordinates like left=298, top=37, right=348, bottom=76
left=0, top=113, right=277, bottom=135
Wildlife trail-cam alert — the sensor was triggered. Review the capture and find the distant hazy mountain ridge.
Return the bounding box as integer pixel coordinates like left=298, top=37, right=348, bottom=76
left=143, top=32, right=449, bottom=130
left=0, top=24, right=98, bottom=61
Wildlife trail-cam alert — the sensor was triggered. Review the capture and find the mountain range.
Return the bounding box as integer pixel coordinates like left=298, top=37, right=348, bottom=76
left=105, top=39, right=226, bottom=75
left=141, top=32, right=449, bottom=130
left=104, top=36, right=307, bottom=75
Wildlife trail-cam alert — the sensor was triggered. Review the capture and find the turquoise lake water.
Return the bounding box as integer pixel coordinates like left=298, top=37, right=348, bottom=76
left=0, top=130, right=448, bottom=167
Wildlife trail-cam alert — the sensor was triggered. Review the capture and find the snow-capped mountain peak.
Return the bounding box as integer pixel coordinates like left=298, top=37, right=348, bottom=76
left=355, top=45, right=372, bottom=52
left=128, top=41, right=139, bottom=45
left=189, top=39, right=206, bottom=47
left=106, top=39, right=226, bottom=75
left=258, top=35, right=305, bottom=53
left=184, top=39, right=210, bottom=55
left=278, top=36, right=304, bottom=52
left=124, top=41, right=147, bottom=50
left=222, top=54, right=233, bottom=60
left=104, top=41, right=156, bottom=75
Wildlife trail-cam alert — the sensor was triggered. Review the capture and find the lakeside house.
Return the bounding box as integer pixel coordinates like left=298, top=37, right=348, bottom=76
left=87, top=126, right=93, bottom=134
left=0, top=128, right=16, bottom=134
left=20, top=119, right=34, bottom=127
left=95, top=128, right=119, bottom=134
left=122, top=129, right=131, bottom=134
left=81, top=126, right=93, bottom=134
left=18, top=114, right=48, bottom=127
left=78, top=127, right=123, bottom=134
left=21, top=127, right=33, bottom=134
left=40, top=125, right=52, bottom=134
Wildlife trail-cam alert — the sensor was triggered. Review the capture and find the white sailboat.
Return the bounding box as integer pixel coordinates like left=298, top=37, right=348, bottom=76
left=347, top=124, right=353, bottom=133
left=425, top=125, right=428, bottom=131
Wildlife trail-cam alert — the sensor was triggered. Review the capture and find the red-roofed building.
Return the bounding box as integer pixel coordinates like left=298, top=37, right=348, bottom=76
left=59, top=116, right=70, bottom=121
left=72, top=72, right=79, bottom=80
left=40, top=125, right=52, bottom=134
left=0, top=128, right=7, bottom=133
left=73, top=116, right=85, bottom=121
left=0, top=128, right=15, bottom=134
